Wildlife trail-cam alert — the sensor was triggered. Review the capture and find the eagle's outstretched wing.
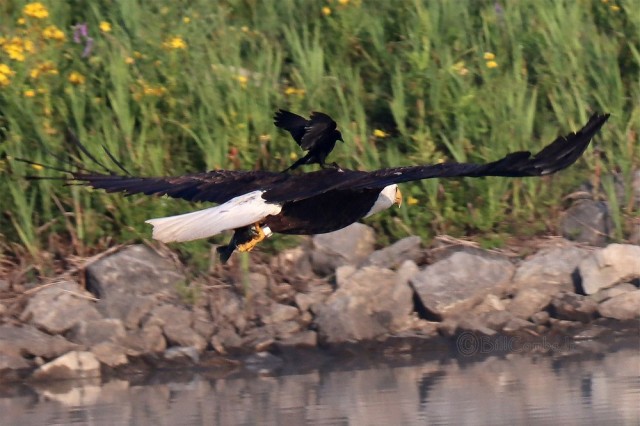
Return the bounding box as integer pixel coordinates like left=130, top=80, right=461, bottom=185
left=263, top=113, right=610, bottom=201
left=20, top=113, right=608, bottom=205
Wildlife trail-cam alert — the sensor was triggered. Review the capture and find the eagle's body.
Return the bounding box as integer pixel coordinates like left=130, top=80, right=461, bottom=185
left=274, top=110, right=344, bottom=171
left=21, top=113, right=610, bottom=263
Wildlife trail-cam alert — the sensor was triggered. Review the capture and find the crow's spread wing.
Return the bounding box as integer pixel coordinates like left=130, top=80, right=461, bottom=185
left=300, top=112, right=337, bottom=150
left=274, top=109, right=308, bottom=146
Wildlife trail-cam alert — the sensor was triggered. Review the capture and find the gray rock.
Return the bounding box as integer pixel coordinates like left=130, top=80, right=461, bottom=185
left=211, top=326, right=243, bottom=354
left=335, top=264, right=358, bottom=287
left=96, top=293, right=156, bottom=330
left=507, top=287, right=553, bottom=320
left=560, top=199, right=612, bottom=246
left=502, top=317, right=535, bottom=333
left=148, top=304, right=207, bottom=352
left=270, top=246, right=313, bottom=278
left=314, top=266, right=413, bottom=343
left=311, top=223, right=376, bottom=275
left=209, top=288, right=246, bottom=333
left=579, top=244, right=640, bottom=294
left=164, top=346, right=200, bottom=363
left=396, top=260, right=420, bottom=287
left=191, top=306, right=215, bottom=341
left=262, top=304, right=299, bottom=325
left=531, top=311, right=550, bottom=325
left=598, top=290, right=640, bottom=320
left=32, top=351, right=100, bottom=380
left=86, top=244, right=185, bottom=300
left=295, top=293, right=314, bottom=312
left=590, top=282, right=638, bottom=303
left=121, top=323, right=166, bottom=355
left=551, top=292, right=598, bottom=323
left=0, top=353, right=31, bottom=372
left=91, top=342, right=128, bottom=367
left=480, top=310, right=514, bottom=331
left=20, top=281, right=102, bottom=335
left=363, top=236, right=422, bottom=269
left=278, top=330, right=318, bottom=348
left=0, top=325, right=80, bottom=359
left=411, top=251, right=515, bottom=318
left=69, top=319, right=126, bottom=346
left=512, top=245, right=588, bottom=290
left=273, top=320, right=302, bottom=339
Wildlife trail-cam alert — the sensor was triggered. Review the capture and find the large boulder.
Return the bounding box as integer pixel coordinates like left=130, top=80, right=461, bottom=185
left=311, top=223, right=376, bottom=275
left=511, top=244, right=588, bottom=290
left=314, top=266, right=413, bottom=343
left=362, top=236, right=423, bottom=269
left=411, top=251, right=515, bottom=318
left=32, top=351, right=101, bottom=380
left=87, top=244, right=185, bottom=301
left=147, top=304, right=207, bottom=352
left=597, top=290, right=640, bottom=320
left=20, top=281, right=102, bottom=335
left=560, top=199, right=612, bottom=246
left=0, top=325, right=80, bottom=360
left=578, top=244, right=640, bottom=294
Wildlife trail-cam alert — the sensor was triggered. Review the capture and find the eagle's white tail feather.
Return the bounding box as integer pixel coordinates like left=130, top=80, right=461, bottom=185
left=145, top=191, right=281, bottom=243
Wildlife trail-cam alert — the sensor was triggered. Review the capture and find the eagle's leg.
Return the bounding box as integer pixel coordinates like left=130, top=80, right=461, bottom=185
left=236, top=223, right=271, bottom=252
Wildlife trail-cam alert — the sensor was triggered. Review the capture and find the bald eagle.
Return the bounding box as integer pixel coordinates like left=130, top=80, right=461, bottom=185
left=274, top=110, right=344, bottom=171
left=21, top=113, right=609, bottom=263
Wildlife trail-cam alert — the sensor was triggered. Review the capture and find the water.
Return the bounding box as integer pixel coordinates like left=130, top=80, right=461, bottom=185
left=1, top=342, right=638, bottom=425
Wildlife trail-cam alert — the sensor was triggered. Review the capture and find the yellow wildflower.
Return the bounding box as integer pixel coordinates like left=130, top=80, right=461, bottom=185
left=142, top=85, right=167, bottom=96
left=0, top=64, right=14, bottom=76
left=259, top=134, right=270, bottom=143
left=23, top=2, right=49, bottom=19
left=610, top=5, right=620, bottom=11
left=163, top=36, right=187, bottom=50
left=183, top=16, right=191, bottom=24
left=284, top=87, right=305, bottom=96
left=31, top=164, right=44, bottom=171
left=3, top=38, right=28, bottom=62
left=23, top=39, right=35, bottom=53
left=0, top=73, right=10, bottom=87
left=17, top=18, right=26, bottom=25
left=134, top=51, right=143, bottom=58
left=483, top=52, right=496, bottom=60
left=290, top=152, right=299, bottom=161
left=322, top=6, right=332, bottom=16
left=30, top=61, right=58, bottom=79
left=236, top=75, right=248, bottom=87
left=338, top=0, right=350, bottom=4
left=451, top=61, right=469, bottom=76
left=241, top=26, right=249, bottom=33
left=99, top=21, right=112, bottom=33
left=406, top=196, right=419, bottom=206
left=125, top=56, right=135, bottom=64
left=42, top=25, right=66, bottom=41
left=68, top=71, right=86, bottom=85
left=601, top=0, right=608, bottom=3
left=24, top=89, right=36, bottom=97
left=373, top=129, right=389, bottom=138
left=486, top=60, right=498, bottom=69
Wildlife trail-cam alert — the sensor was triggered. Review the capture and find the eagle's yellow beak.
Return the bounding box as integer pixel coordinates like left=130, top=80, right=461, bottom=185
left=394, top=187, right=403, bottom=208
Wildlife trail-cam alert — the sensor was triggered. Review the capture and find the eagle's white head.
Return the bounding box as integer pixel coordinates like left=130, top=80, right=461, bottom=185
left=364, top=184, right=402, bottom=218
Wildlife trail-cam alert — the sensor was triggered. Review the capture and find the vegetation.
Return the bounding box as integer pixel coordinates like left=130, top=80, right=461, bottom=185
left=0, top=0, right=638, bottom=271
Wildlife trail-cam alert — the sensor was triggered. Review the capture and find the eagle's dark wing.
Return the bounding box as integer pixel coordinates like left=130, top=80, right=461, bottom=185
left=263, top=113, right=609, bottom=202
left=31, top=169, right=288, bottom=204
left=274, top=109, right=308, bottom=146
left=300, top=112, right=337, bottom=150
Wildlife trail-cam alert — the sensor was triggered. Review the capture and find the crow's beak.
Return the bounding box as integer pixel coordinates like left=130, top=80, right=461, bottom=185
left=395, top=187, right=402, bottom=208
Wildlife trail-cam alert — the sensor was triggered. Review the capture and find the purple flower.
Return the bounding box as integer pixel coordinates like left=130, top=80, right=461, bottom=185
left=73, top=23, right=94, bottom=58
left=73, top=23, right=88, bottom=43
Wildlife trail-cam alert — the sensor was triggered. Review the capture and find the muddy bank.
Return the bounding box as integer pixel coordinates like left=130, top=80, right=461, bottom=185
left=0, top=226, right=639, bottom=383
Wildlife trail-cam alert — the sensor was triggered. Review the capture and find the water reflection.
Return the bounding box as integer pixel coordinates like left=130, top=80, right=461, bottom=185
left=1, top=345, right=638, bottom=425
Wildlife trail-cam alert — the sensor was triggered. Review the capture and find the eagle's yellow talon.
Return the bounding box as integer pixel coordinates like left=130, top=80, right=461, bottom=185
left=237, top=223, right=266, bottom=252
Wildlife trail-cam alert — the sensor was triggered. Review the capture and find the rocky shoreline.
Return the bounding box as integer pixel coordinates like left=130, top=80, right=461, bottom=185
left=1, top=224, right=639, bottom=383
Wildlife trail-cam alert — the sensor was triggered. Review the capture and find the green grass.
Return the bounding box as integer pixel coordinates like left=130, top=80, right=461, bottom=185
left=0, top=0, right=638, bottom=271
